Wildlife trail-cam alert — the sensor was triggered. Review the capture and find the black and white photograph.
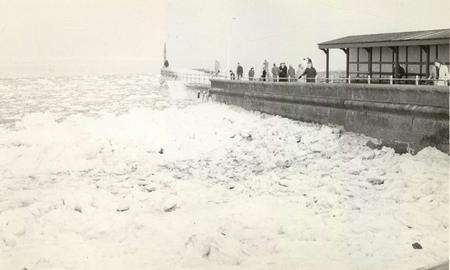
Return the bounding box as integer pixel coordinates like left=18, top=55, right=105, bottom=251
left=0, top=0, right=449, bottom=269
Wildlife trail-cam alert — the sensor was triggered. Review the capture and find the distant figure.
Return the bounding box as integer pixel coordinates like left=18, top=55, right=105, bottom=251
left=248, top=67, right=255, bottom=81
left=163, top=60, right=169, bottom=68
left=429, top=59, right=449, bottom=86
left=271, top=63, right=279, bottom=82
left=214, top=60, right=220, bottom=75
left=437, top=60, right=450, bottom=86
left=297, top=62, right=306, bottom=82
left=393, top=63, right=406, bottom=84
left=236, top=63, right=243, bottom=80
left=229, top=70, right=235, bottom=80
left=288, top=65, right=296, bottom=82
left=299, top=58, right=317, bottom=83
left=263, top=60, right=269, bottom=77
left=279, top=63, right=288, bottom=82
left=261, top=67, right=267, bottom=81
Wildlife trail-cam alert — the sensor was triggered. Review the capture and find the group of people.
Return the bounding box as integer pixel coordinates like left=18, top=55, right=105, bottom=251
left=228, top=58, right=449, bottom=86
left=229, top=58, right=317, bottom=83
left=383, top=60, right=448, bottom=86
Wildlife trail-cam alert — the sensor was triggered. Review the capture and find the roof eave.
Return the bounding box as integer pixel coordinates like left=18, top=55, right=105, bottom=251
left=318, top=38, right=450, bottom=49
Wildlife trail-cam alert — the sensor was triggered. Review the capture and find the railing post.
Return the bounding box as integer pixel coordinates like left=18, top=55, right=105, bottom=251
left=367, top=75, right=371, bottom=85
left=415, top=75, right=419, bottom=85
left=348, top=75, right=351, bottom=84
left=389, top=75, right=393, bottom=85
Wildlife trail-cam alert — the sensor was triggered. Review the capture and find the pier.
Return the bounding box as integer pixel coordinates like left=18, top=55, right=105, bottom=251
left=210, top=79, right=449, bottom=153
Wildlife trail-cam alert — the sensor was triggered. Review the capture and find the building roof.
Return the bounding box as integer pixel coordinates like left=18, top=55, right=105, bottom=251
left=318, top=29, right=450, bottom=49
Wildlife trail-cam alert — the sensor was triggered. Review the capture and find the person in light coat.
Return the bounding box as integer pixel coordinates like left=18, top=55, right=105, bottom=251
left=430, top=60, right=449, bottom=86
left=288, top=65, right=296, bottom=82
left=271, top=63, right=279, bottom=82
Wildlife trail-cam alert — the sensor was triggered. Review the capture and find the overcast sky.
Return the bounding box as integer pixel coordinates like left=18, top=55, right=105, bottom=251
left=0, top=0, right=166, bottom=76
left=0, top=0, right=449, bottom=76
left=168, top=0, right=450, bottom=73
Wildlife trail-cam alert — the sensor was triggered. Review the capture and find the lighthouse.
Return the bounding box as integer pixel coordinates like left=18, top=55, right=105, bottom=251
left=163, top=42, right=169, bottom=68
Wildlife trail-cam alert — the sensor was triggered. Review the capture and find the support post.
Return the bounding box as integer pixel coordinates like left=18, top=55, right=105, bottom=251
left=405, top=46, right=409, bottom=78
left=426, top=45, right=430, bottom=77
left=379, top=47, right=382, bottom=79
left=364, top=48, right=373, bottom=78
left=321, top=48, right=330, bottom=83
left=390, top=47, right=396, bottom=77
left=421, top=45, right=430, bottom=77
left=357, top=48, right=360, bottom=75
left=340, top=48, right=350, bottom=80
left=419, top=46, right=423, bottom=77
left=395, top=46, right=399, bottom=65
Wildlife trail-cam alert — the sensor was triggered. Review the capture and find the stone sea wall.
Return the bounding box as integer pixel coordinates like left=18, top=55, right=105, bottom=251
left=210, top=79, right=449, bottom=153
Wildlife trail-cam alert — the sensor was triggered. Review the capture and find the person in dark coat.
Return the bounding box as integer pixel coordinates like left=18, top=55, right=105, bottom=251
left=279, top=63, right=288, bottom=82
left=394, top=63, right=405, bottom=78
left=393, top=63, right=406, bottom=84
left=261, top=67, right=267, bottom=81
left=299, top=58, right=317, bottom=83
left=229, top=70, right=235, bottom=80
left=236, top=63, right=243, bottom=80
left=248, top=67, right=255, bottom=81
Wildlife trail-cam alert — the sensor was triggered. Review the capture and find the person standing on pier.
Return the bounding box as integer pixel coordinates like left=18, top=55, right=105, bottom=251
left=236, top=63, right=243, bottom=80
left=229, top=70, right=235, bottom=80
left=279, top=63, right=288, bottom=82
left=288, top=65, right=296, bottom=82
left=248, top=67, right=255, bottom=81
left=297, top=63, right=305, bottom=82
left=437, top=61, right=449, bottom=86
left=429, top=60, right=449, bottom=86
left=261, top=67, right=267, bottom=81
left=299, top=58, right=317, bottom=83
left=272, top=63, right=279, bottom=82
left=393, top=63, right=406, bottom=84
left=263, top=60, right=269, bottom=77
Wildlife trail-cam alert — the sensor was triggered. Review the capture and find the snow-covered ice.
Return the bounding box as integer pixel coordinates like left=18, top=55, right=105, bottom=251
left=0, top=74, right=448, bottom=269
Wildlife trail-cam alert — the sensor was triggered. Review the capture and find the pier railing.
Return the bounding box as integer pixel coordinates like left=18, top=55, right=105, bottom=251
left=226, top=75, right=449, bottom=86
left=161, top=68, right=226, bottom=86
left=161, top=68, right=449, bottom=87
left=177, top=73, right=227, bottom=86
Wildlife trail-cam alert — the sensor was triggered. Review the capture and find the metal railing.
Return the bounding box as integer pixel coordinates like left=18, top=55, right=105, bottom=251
left=223, top=75, right=450, bottom=86
left=319, top=75, right=450, bottom=86
left=177, top=73, right=227, bottom=85
left=161, top=68, right=226, bottom=86
left=162, top=69, right=449, bottom=87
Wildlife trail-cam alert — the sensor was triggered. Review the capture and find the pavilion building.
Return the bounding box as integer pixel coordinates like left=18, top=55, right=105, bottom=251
left=318, top=29, right=450, bottom=83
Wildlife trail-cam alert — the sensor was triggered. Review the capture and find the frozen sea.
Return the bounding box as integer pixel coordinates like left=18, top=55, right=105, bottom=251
left=0, top=74, right=448, bottom=270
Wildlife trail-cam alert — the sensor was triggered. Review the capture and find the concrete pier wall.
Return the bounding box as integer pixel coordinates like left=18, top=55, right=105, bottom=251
left=210, top=79, right=449, bottom=153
